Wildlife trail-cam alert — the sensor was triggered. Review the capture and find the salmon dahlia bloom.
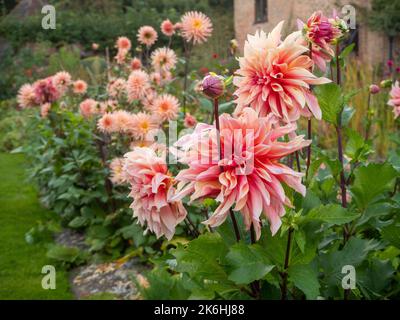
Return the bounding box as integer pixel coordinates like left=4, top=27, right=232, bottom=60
left=113, top=110, right=135, bottom=132
left=17, top=84, right=36, bottom=108
left=151, top=47, right=177, bottom=72
left=79, top=99, right=97, bottom=118
left=180, top=11, right=213, bottom=44
left=115, top=49, right=128, bottom=64
left=124, top=147, right=187, bottom=240
left=53, top=71, right=72, bottom=91
left=127, top=70, right=150, bottom=102
left=131, top=57, right=142, bottom=70
left=233, top=21, right=330, bottom=122
left=184, top=113, right=197, bottom=128
left=73, top=80, right=88, bottom=94
left=172, top=108, right=310, bottom=239
left=388, top=81, right=400, bottom=119
left=161, top=19, right=175, bottom=37
left=109, top=157, right=127, bottom=185
left=129, top=112, right=159, bottom=140
left=107, top=78, right=126, bottom=98
left=33, top=77, right=60, bottom=104
left=97, top=113, right=118, bottom=133
left=151, top=94, right=180, bottom=122
left=137, top=26, right=158, bottom=47
left=116, top=36, right=132, bottom=51
left=40, top=103, right=51, bottom=118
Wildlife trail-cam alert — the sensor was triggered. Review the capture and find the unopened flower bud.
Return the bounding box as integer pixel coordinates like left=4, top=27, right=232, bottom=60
left=380, top=79, right=393, bottom=88
left=202, top=73, right=225, bottom=99
left=369, top=84, right=380, bottom=94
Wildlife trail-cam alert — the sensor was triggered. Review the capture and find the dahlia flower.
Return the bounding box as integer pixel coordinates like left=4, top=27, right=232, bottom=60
left=202, top=73, right=225, bottom=99
left=40, top=103, right=51, bottom=118
left=73, top=80, right=88, bottom=94
left=17, top=84, right=36, bottom=108
left=97, top=113, right=118, bottom=133
left=124, top=147, right=187, bottom=240
left=150, top=94, right=180, bottom=122
left=116, top=36, right=132, bottom=51
left=180, top=11, right=213, bottom=44
left=233, top=21, right=330, bottom=122
left=151, top=47, right=177, bottom=72
left=127, top=70, right=150, bottom=102
left=129, top=112, right=159, bottom=140
left=161, top=19, right=175, bottom=37
left=172, top=107, right=310, bottom=239
left=131, top=57, right=142, bottom=70
left=53, top=71, right=72, bottom=92
left=388, top=81, right=400, bottom=119
left=150, top=72, right=162, bottom=86
left=109, top=157, right=127, bottom=185
left=79, top=99, right=97, bottom=118
left=113, top=110, right=135, bottom=132
left=115, top=49, right=128, bottom=64
left=141, top=89, right=158, bottom=111
left=33, top=77, right=60, bottom=104
left=184, top=113, right=197, bottom=128
left=137, top=26, right=158, bottom=47
left=107, top=78, right=126, bottom=98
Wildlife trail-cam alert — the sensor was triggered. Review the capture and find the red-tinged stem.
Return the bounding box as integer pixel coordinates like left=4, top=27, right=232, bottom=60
left=213, top=98, right=241, bottom=242
left=183, top=42, right=192, bottom=113
left=306, top=42, right=313, bottom=179
left=364, top=92, right=372, bottom=140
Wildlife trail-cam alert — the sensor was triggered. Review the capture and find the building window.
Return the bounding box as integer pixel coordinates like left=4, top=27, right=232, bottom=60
left=255, top=0, right=268, bottom=24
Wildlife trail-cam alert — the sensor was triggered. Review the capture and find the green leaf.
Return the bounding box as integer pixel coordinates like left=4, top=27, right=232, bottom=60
left=351, top=163, right=398, bottom=210
left=339, top=43, right=355, bottom=60
left=314, top=83, right=343, bottom=125
left=199, top=97, right=213, bottom=112
left=226, top=242, right=274, bottom=284
left=172, top=233, right=229, bottom=282
left=381, top=222, right=400, bottom=249
left=68, top=216, right=88, bottom=228
left=304, top=204, right=359, bottom=225
left=288, top=264, right=320, bottom=299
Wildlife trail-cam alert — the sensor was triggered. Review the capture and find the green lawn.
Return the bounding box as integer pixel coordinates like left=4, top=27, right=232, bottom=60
left=0, top=153, right=73, bottom=299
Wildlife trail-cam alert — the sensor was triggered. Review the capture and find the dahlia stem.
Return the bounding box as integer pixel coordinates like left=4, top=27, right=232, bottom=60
left=213, top=97, right=241, bottom=242
left=182, top=42, right=192, bottom=113
left=186, top=215, right=200, bottom=237
left=250, top=225, right=261, bottom=299
left=364, top=92, right=372, bottom=140
left=306, top=42, right=313, bottom=179
left=280, top=227, right=294, bottom=300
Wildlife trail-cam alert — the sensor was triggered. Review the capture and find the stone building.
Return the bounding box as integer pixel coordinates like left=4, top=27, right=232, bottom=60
left=234, top=0, right=398, bottom=66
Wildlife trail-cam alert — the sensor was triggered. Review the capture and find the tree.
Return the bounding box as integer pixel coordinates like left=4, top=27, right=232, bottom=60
left=368, top=0, right=400, bottom=64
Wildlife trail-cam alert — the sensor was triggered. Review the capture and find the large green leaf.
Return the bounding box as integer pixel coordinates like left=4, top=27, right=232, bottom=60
left=314, top=83, right=343, bottom=125
left=226, top=242, right=274, bottom=284
left=288, top=263, right=320, bottom=299
left=350, top=163, right=398, bottom=210
left=381, top=222, right=400, bottom=249
left=303, top=204, right=359, bottom=225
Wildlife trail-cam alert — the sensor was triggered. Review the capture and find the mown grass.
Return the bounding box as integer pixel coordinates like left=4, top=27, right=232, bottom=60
left=0, top=153, right=73, bottom=299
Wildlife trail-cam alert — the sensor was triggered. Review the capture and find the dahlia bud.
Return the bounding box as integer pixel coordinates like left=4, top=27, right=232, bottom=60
left=380, top=79, right=393, bottom=88
left=201, top=73, right=225, bottom=99
left=92, top=43, right=99, bottom=50
left=369, top=84, right=380, bottom=95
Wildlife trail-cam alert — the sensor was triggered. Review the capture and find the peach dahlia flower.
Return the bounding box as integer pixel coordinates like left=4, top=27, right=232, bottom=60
left=73, top=79, right=88, bottom=94
left=127, top=70, right=150, bottom=102
left=79, top=99, right=97, bottom=118
left=109, top=157, right=127, bottom=185
left=137, top=26, right=158, bottom=47
left=172, top=108, right=310, bottom=239
left=388, top=81, right=400, bottom=119
left=150, top=94, right=180, bottom=122
left=161, top=19, right=175, bottom=37
left=151, top=47, right=177, bottom=72
left=180, top=11, right=213, bottom=44
left=116, top=36, right=132, bottom=51
left=17, top=84, right=36, bottom=108
left=124, top=147, right=187, bottom=240
left=233, top=21, right=330, bottom=123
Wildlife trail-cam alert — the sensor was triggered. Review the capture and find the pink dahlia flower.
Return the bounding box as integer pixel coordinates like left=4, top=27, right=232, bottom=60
left=137, top=26, right=158, bottom=47
left=150, top=94, right=180, bottom=122
left=73, top=80, right=88, bottom=94
left=172, top=107, right=310, bottom=239
left=388, top=81, right=400, bottom=119
left=116, top=36, right=132, bottom=51
left=109, top=157, right=127, bottom=185
left=131, top=57, right=142, bottom=70
left=129, top=112, right=159, bottom=141
left=233, top=21, right=330, bottom=122
left=151, top=47, right=177, bottom=72
left=53, top=71, right=72, bottom=92
left=161, top=19, right=175, bottom=37
left=17, top=84, right=36, bottom=108
left=127, top=70, right=150, bottom=102
left=97, top=113, right=118, bottom=133
left=33, top=77, right=60, bottom=104
left=115, top=48, right=128, bottom=64
left=107, top=78, right=126, bottom=98
left=124, top=147, right=187, bottom=240
left=79, top=99, right=97, bottom=118
left=180, top=11, right=213, bottom=44
left=184, top=113, right=197, bottom=128
left=40, top=103, right=51, bottom=118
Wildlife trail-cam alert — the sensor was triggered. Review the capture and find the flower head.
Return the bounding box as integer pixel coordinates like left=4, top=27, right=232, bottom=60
left=73, top=80, right=88, bottom=94
left=180, top=11, right=213, bottom=44
left=161, top=19, right=175, bottom=37
left=53, top=71, right=72, bottom=91
left=151, top=94, right=179, bottom=122
left=124, top=147, right=187, bottom=240
left=388, top=81, right=400, bottom=119
left=233, top=22, right=330, bottom=123
left=172, top=108, right=310, bottom=239
left=369, top=84, right=380, bottom=95
left=151, top=47, right=177, bottom=72
left=107, top=78, right=126, bottom=98
left=79, top=99, right=98, bottom=118
left=33, top=77, right=60, bottom=104
left=113, top=110, right=135, bottom=132
left=115, top=49, right=128, bottom=64
left=40, top=103, right=51, bottom=118
left=127, top=70, right=150, bottom=102
left=116, top=36, right=132, bottom=51
left=17, top=84, right=36, bottom=108
left=184, top=113, right=197, bottom=128
left=131, top=57, right=142, bottom=70
left=97, top=113, right=118, bottom=133
left=109, top=157, right=127, bottom=185
left=202, top=73, right=225, bottom=99
left=137, top=26, right=158, bottom=47
left=129, top=112, right=159, bottom=140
